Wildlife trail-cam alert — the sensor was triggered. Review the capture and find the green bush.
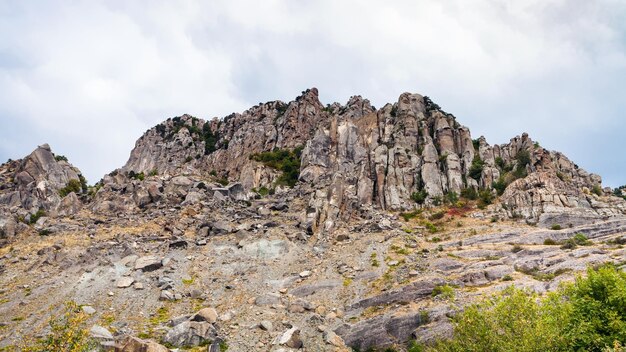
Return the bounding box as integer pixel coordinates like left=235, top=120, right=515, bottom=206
left=560, top=233, right=592, bottom=249
left=493, top=176, right=507, bottom=196
left=400, top=210, right=422, bottom=221
left=128, top=171, right=145, bottom=181
left=411, top=189, right=428, bottom=204
left=592, top=184, right=603, bottom=196
left=29, top=209, right=46, bottom=224
left=444, top=191, right=458, bottom=205
left=22, top=301, right=96, bottom=352
left=59, top=179, right=82, bottom=197
left=495, top=156, right=505, bottom=170
left=419, top=264, right=626, bottom=352
left=432, top=284, right=455, bottom=300
left=551, top=224, right=562, bottom=230
left=468, top=155, right=484, bottom=181
left=250, top=147, right=303, bottom=187
left=202, top=122, right=221, bottom=155
left=512, top=150, right=531, bottom=179
left=256, top=186, right=270, bottom=196
left=477, top=190, right=494, bottom=209
left=54, top=155, right=68, bottom=162
left=543, top=238, right=558, bottom=245
left=460, top=188, right=477, bottom=200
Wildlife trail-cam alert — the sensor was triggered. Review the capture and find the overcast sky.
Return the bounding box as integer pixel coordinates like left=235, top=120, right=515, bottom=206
left=0, top=1, right=624, bottom=187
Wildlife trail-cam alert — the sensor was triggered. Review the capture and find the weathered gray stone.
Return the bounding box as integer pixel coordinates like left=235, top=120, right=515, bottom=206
left=162, top=321, right=217, bottom=347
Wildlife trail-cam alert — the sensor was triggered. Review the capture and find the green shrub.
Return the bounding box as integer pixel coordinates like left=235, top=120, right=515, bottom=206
left=202, top=122, right=221, bottom=154
left=59, top=179, right=82, bottom=197
left=400, top=210, right=422, bottom=222
left=551, top=224, right=562, bottom=230
left=495, top=157, right=505, bottom=170
left=54, top=155, right=68, bottom=162
left=543, top=238, right=558, bottom=245
left=460, top=187, right=478, bottom=200
left=468, top=155, right=484, bottom=181
left=511, top=244, right=523, bottom=253
left=128, top=171, right=145, bottom=181
left=420, top=264, right=626, bottom=352
left=512, top=150, right=531, bottom=179
left=477, top=190, right=494, bottom=208
left=432, top=284, right=455, bottom=300
left=592, top=184, right=603, bottom=196
left=256, top=186, right=270, bottom=196
left=560, top=233, right=592, bottom=249
left=29, top=209, right=46, bottom=225
left=22, top=301, right=96, bottom=352
left=444, top=191, right=458, bottom=205
left=493, top=176, right=508, bottom=196
left=250, top=147, right=303, bottom=187
left=411, top=189, right=428, bottom=204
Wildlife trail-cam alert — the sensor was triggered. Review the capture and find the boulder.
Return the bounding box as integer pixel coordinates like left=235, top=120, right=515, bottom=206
left=134, top=256, right=162, bottom=272
left=274, top=327, right=303, bottom=348
left=162, top=321, right=217, bottom=347
left=192, top=307, right=218, bottom=324
left=115, top=336, right=169, bottom=352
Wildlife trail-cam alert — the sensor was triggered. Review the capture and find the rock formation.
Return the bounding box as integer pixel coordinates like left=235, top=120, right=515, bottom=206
left=87, top=89, right=624, bottom=234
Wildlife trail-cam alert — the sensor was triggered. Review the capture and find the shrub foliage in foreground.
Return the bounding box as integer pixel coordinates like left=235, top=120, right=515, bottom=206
left=424, top=264, right=626, bottom=352
left=22, top=301, right=96, bottom=352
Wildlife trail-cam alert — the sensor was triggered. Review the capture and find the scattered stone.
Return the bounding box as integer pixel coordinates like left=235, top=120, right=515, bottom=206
left=116, top=277, right=135, bottom=288
left=259, top=320, right=273, bottom=331
left=90, top=325, right=114, bottom=339
left=82, top=306, right=96, bottom=315
left=299, top=270, right=311, bottom=278
left=193, top=307, right=218, bottom=324
left=163, top=321, right=217, bottom=347
left=255, top=293, right=281, bottom=306
left=324, top=330, right=345, bottom=347
left=274, top=327, right=303, bottom=348
left=116, top=336, right=169, bottom=352
left=134, top=256, right=162, bottom=272
left=159, top=290, right=176, bottom=301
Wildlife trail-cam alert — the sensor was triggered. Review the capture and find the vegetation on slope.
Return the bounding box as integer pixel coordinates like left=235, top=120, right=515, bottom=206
left=250, top=146, right=304, bottom=187
left=412, top=264, right=626, bottom=352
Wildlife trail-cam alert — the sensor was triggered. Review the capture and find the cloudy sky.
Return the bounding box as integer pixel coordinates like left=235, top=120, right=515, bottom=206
left=0, top=0, right=624, bottom=186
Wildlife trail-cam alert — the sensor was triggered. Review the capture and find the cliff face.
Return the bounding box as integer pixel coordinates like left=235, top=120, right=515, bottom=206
left=93, top=88, right=623, bottom=234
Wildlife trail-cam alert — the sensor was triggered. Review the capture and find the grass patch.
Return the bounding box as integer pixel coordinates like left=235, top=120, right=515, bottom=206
left=432, top=284, right=455, bottom=300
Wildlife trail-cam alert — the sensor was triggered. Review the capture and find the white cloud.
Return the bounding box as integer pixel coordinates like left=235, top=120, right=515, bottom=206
left=0, top=0, right=624, bottom=185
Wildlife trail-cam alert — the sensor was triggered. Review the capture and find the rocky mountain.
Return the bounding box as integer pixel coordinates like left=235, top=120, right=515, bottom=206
left=95, top=88, right=623, bottom=233
left=0, top=89, right=625, bottom=351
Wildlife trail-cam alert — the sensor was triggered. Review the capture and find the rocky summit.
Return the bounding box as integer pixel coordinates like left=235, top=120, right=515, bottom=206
left=0, top=88, right=625, bottom=351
